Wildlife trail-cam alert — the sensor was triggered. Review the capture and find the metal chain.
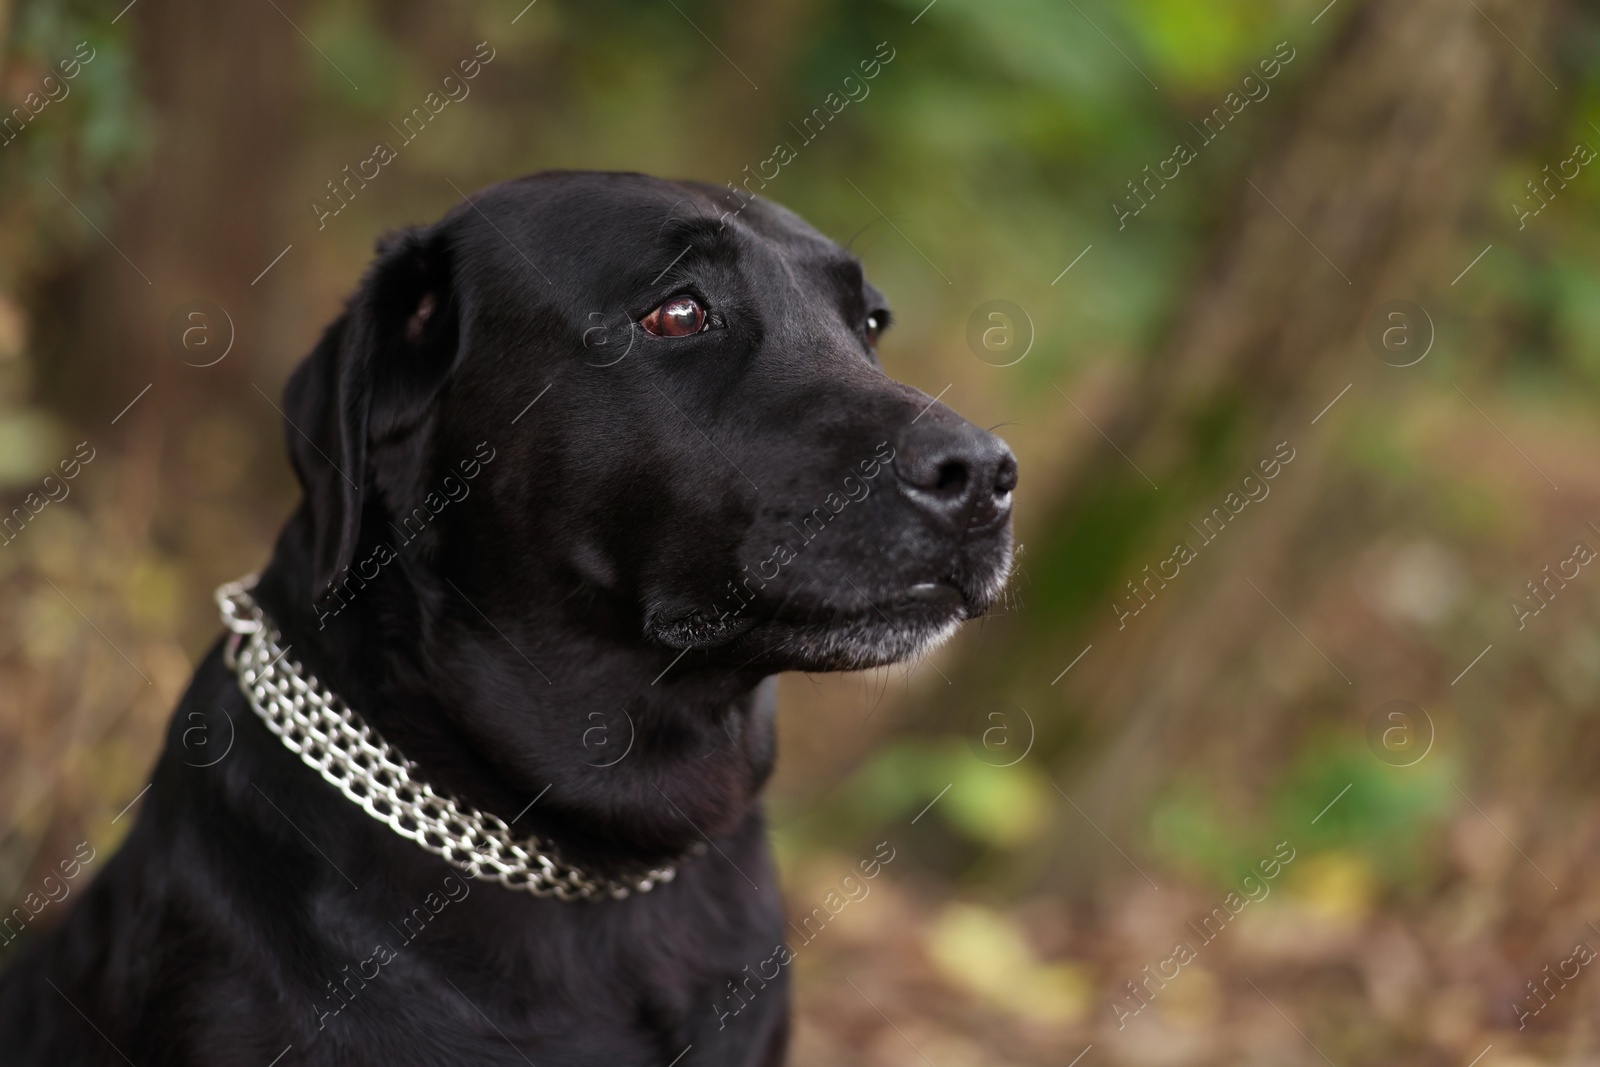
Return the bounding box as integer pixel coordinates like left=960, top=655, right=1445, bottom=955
left=215, top=576, right=685, bottom=902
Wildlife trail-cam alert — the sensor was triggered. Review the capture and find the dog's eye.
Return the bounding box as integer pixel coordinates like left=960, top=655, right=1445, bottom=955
left=641, top=296, right=708, bottom=338
left=866, top=311, right=888, bottom=348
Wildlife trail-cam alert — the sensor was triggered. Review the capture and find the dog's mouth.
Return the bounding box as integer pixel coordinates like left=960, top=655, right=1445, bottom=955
left=901, top=579, right=968, bottom=611
left=647, top=582, right=965, bottom=650
left=645, top=552, right=1012, bottom=671
left=749, top=576, right=982, bottom=669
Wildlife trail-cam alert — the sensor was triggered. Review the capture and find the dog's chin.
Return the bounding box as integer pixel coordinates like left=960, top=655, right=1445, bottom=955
left=645, top=536, right=1015, bottom=670
left=749, top=597, right=968, bottom=671
left=647, top=580, right=990, bottom=672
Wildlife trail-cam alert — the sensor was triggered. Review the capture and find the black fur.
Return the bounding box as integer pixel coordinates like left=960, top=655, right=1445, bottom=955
left=0, top=171, right=1016, bottom=1065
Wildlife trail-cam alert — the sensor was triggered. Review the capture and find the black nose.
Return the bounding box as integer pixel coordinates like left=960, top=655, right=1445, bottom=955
left=894, top=417, right=1017, bottom=534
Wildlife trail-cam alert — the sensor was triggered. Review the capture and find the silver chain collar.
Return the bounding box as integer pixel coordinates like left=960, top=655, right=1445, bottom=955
left=215, top=576, right=686, bottom=902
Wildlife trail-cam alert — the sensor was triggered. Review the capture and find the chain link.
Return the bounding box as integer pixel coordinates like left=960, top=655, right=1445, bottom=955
left=216, top=577, right=685, bottom=902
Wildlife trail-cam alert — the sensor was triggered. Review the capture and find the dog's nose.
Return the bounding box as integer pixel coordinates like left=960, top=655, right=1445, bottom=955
left=894, top=418, right=1017, bottom=534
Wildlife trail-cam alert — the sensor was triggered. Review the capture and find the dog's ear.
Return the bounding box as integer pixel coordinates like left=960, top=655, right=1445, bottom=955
left=281, top=226, right=461, bottom=602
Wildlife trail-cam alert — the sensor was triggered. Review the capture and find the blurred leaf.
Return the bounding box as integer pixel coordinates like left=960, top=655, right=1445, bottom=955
left=926, top=902, right=1090, bottom=1023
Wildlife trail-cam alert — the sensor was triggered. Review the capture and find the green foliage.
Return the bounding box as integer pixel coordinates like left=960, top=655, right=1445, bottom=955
left=778, top=738, right=1050, bottom=856
left=1149, top=734, right=1455, bottom=894
left=4, top=0, right=1599, bottom=937
left=2, top=1, right=146, bottom=287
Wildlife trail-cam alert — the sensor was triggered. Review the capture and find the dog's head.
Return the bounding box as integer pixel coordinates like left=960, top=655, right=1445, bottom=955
left=282, top=171, right=1015, bottom=676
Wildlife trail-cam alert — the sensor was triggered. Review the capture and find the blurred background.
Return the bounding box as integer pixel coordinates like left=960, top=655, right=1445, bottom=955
left=3, top=0, right=1600, bottom=1062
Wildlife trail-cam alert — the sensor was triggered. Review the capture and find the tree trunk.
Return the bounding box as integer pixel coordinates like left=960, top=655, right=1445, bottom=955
left=944, top=0, right=1563, bottom=887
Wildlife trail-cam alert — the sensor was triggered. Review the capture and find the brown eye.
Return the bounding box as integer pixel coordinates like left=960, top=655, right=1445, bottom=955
left=866, top=311, right=887, bottom=348
left=641, top=296, right=707, bottom=337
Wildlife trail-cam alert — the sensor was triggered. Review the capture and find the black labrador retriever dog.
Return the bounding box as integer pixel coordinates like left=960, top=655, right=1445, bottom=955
left=0, top=171, right=1015, bottom=1065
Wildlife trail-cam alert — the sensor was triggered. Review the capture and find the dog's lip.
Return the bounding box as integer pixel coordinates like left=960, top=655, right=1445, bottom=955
left=714, top=574, right=997, bottom=635
left=767, top=579, right=968, bottom=625
left=900, top=580, right=966, bottom=608
left=894, top=579, right=994, bottom=621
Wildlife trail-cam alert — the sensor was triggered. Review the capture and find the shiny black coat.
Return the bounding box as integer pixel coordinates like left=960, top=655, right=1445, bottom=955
left=0, top=171, right=1015, bottom=1065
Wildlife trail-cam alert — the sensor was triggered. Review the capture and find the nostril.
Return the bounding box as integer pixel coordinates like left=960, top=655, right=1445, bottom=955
left=993, top=453, right=1018, bottom=497
left=934, top=460, right=969, bottom=496
left=894, top=418, right=1016, bottom=532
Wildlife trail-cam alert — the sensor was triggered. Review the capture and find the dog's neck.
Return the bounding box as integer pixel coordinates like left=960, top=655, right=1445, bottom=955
left=250, top=508, right=777, bottom=872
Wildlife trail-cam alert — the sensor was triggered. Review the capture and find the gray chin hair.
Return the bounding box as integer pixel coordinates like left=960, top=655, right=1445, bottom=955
left=974, top=540, right=1017, bottom=607
left=768, top=612, right=966, bottom=672
left=800, top=541, right=1016, bottom=670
